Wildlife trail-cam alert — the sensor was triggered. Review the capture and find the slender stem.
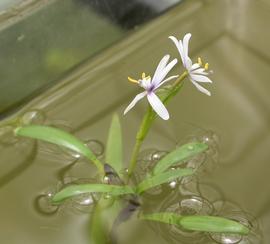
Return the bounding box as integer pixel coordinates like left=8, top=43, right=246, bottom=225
left=128, top=109, right=154, bottom=176
left=127, top=71, right=188, bottom=177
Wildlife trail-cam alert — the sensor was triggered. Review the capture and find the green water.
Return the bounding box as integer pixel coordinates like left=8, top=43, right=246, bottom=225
left=0, top=0, right=270, bottom=243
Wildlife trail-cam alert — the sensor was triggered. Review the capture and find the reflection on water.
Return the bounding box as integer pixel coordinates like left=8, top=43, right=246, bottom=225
left=0, top=0, right=270, bottom=243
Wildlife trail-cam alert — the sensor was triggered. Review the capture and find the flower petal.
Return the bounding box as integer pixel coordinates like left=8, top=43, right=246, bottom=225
left=124, top=91, right=147, bottom=115
left=190, top=79, right=211, bottom=96
left=152, top=58, right=178, bottom=87
left=169, top=36, right=185, bottom=64
left=191, top=68, right=208, bottom=75
left=155, top=75, right=179, bottom=90
left=183, top=33, right=192, bottom=58
left=151, top=54, right=170, bottom=83
left=182, top=33, right=192, bottom=69
left=190, top=63, right=200, bottom=71
left=169, top=36, right=183, bottom=56
left=190, top=74, right=212, bottom=83
left=147, top=92, right=169, bottom=120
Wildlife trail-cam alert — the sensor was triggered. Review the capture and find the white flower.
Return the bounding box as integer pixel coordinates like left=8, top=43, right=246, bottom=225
left=169, top=33, right=213, bottom=96
left=124, top=55, right=178, bottom=120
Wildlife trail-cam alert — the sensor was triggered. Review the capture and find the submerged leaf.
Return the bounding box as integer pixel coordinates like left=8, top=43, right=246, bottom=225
left=141, top=213, right=249, bottom=235
left=136, top=168, right=193, bottom=194
left=90, top=198, right=122, bottom=244
left=15, top=125, right=104, bottom=174
left=153, top=142, right=208, bottom=174
left=52, top=184, right=135, bottom=203
left=106, top=114, right=123, bottom=174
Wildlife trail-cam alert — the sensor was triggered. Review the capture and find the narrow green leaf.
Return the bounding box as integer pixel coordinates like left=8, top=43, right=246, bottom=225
left=52, top=184, right=135, bottom=203
left=141, top=213, right=249, bottom=235
left=15, top=125, right=104, bottom=174
left=153, top=142, right=208, bottom=175
left=136, top=168, right=193, bottom=194
left=106, top=114, right=123, bottom=174
left=90, top=198, right=122, bottom=244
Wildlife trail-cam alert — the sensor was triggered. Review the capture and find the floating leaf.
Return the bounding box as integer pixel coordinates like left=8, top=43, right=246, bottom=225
left=136, top=168, right=193, bottom=194
left=52, top=184, right=135, bottom=203
left=15, top=125, right=104, bottom=174
left=106, top=114, right=123, bottom=174
left=141, top=213, right=249, bottom=235
left=153, top=142, right=208, bottom=175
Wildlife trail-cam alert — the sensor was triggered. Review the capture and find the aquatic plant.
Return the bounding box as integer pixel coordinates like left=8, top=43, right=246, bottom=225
left=13, top=33, right=249, bottom=243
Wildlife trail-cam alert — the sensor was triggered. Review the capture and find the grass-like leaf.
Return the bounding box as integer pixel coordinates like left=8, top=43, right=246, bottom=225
left=136, top=168, right=193, bottom=194
left=90, top=198, right=122, bottom=244
left=141, top=213, right=249, bottom=235
left=15, top=125, right=104, bottom=174
left=52, top=184, right=135, bottom=203
left=153, top=142, right=208, bottom=175
left=106, top=114, right=123, bottom=174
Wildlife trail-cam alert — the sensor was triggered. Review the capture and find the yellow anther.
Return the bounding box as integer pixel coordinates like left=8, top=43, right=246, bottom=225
left=141, top=72, right=151, bottom=80
left=198, top=57, right=203, bottom=66
left=128, top=76, right=139, bottom=83
left=204, top=63, right=209, bottom=70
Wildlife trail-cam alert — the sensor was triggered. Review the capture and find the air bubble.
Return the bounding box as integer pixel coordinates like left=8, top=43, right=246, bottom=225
left=84, top=139, right=104, bottom=157
left=210, top=233, right=242, bottom=244
left=169, top=181, right=177, bottom=189
left=150, top=194, right=213, bottom=243
left=210, top=201, right=262, bottom=244
left=179, top=196, right=214, bottom=215
left=61, top=139, right=104, bottom=159
left=151, top=150, right=167, bottom=162
left=34, top=191, right=59, bottom=216
left=20, top=110, right=46, bottom=125
left=53, top=178, right=100, bottom=214
left=135, top=149, right=168, bottom=183
left=72, top=193, right=97, bottom=213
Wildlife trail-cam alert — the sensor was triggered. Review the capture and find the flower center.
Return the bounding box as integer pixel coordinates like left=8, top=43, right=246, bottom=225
left=128, top=72, right=151, bottom=85
left=197, top=57, right=209, bottom=70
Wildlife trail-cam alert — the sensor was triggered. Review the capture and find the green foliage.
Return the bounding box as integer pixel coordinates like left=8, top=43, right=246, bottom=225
left=13, top=116, right=250, bottom=241
left=141, top=213, right=249, bottom=235
left=52, top=184, right=135, bottom=203
left=15, top=125, right=104, bottom=174
left=153, top=142, right=208, bottom=175
left=106, top=114, right=123, bottom=174
left=90, top=198, right=122, bottom=244
left=136, top=168, right=193, bottom=194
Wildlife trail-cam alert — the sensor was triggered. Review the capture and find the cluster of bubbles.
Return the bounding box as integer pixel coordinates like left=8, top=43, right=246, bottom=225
left=1, top=111, right=262, bottom=243
left=35, top=138, right=105, bottom=215
left=35, top=177, right=100, bottom=216
left=0, top=109, right=107, bottom=215
left=133, top=131, right=219, bottom=202
left=136, top=131, right=262, bottom=244
left=147, top=178, right=262, bottom=244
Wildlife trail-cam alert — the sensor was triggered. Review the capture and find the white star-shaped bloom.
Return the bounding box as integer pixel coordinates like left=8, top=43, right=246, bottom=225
left=124, top=55, right=178, bottom=120
left=169, top=33, right=213, bottom=96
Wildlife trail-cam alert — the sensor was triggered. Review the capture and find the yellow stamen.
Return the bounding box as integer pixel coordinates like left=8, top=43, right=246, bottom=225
left=204, top=63, right=209, bottom=70
left=141, top=72, right=151, bottom=80
left=128, top=76, right=139, bottom=83
left=198, top=57, right=202, bottom=66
